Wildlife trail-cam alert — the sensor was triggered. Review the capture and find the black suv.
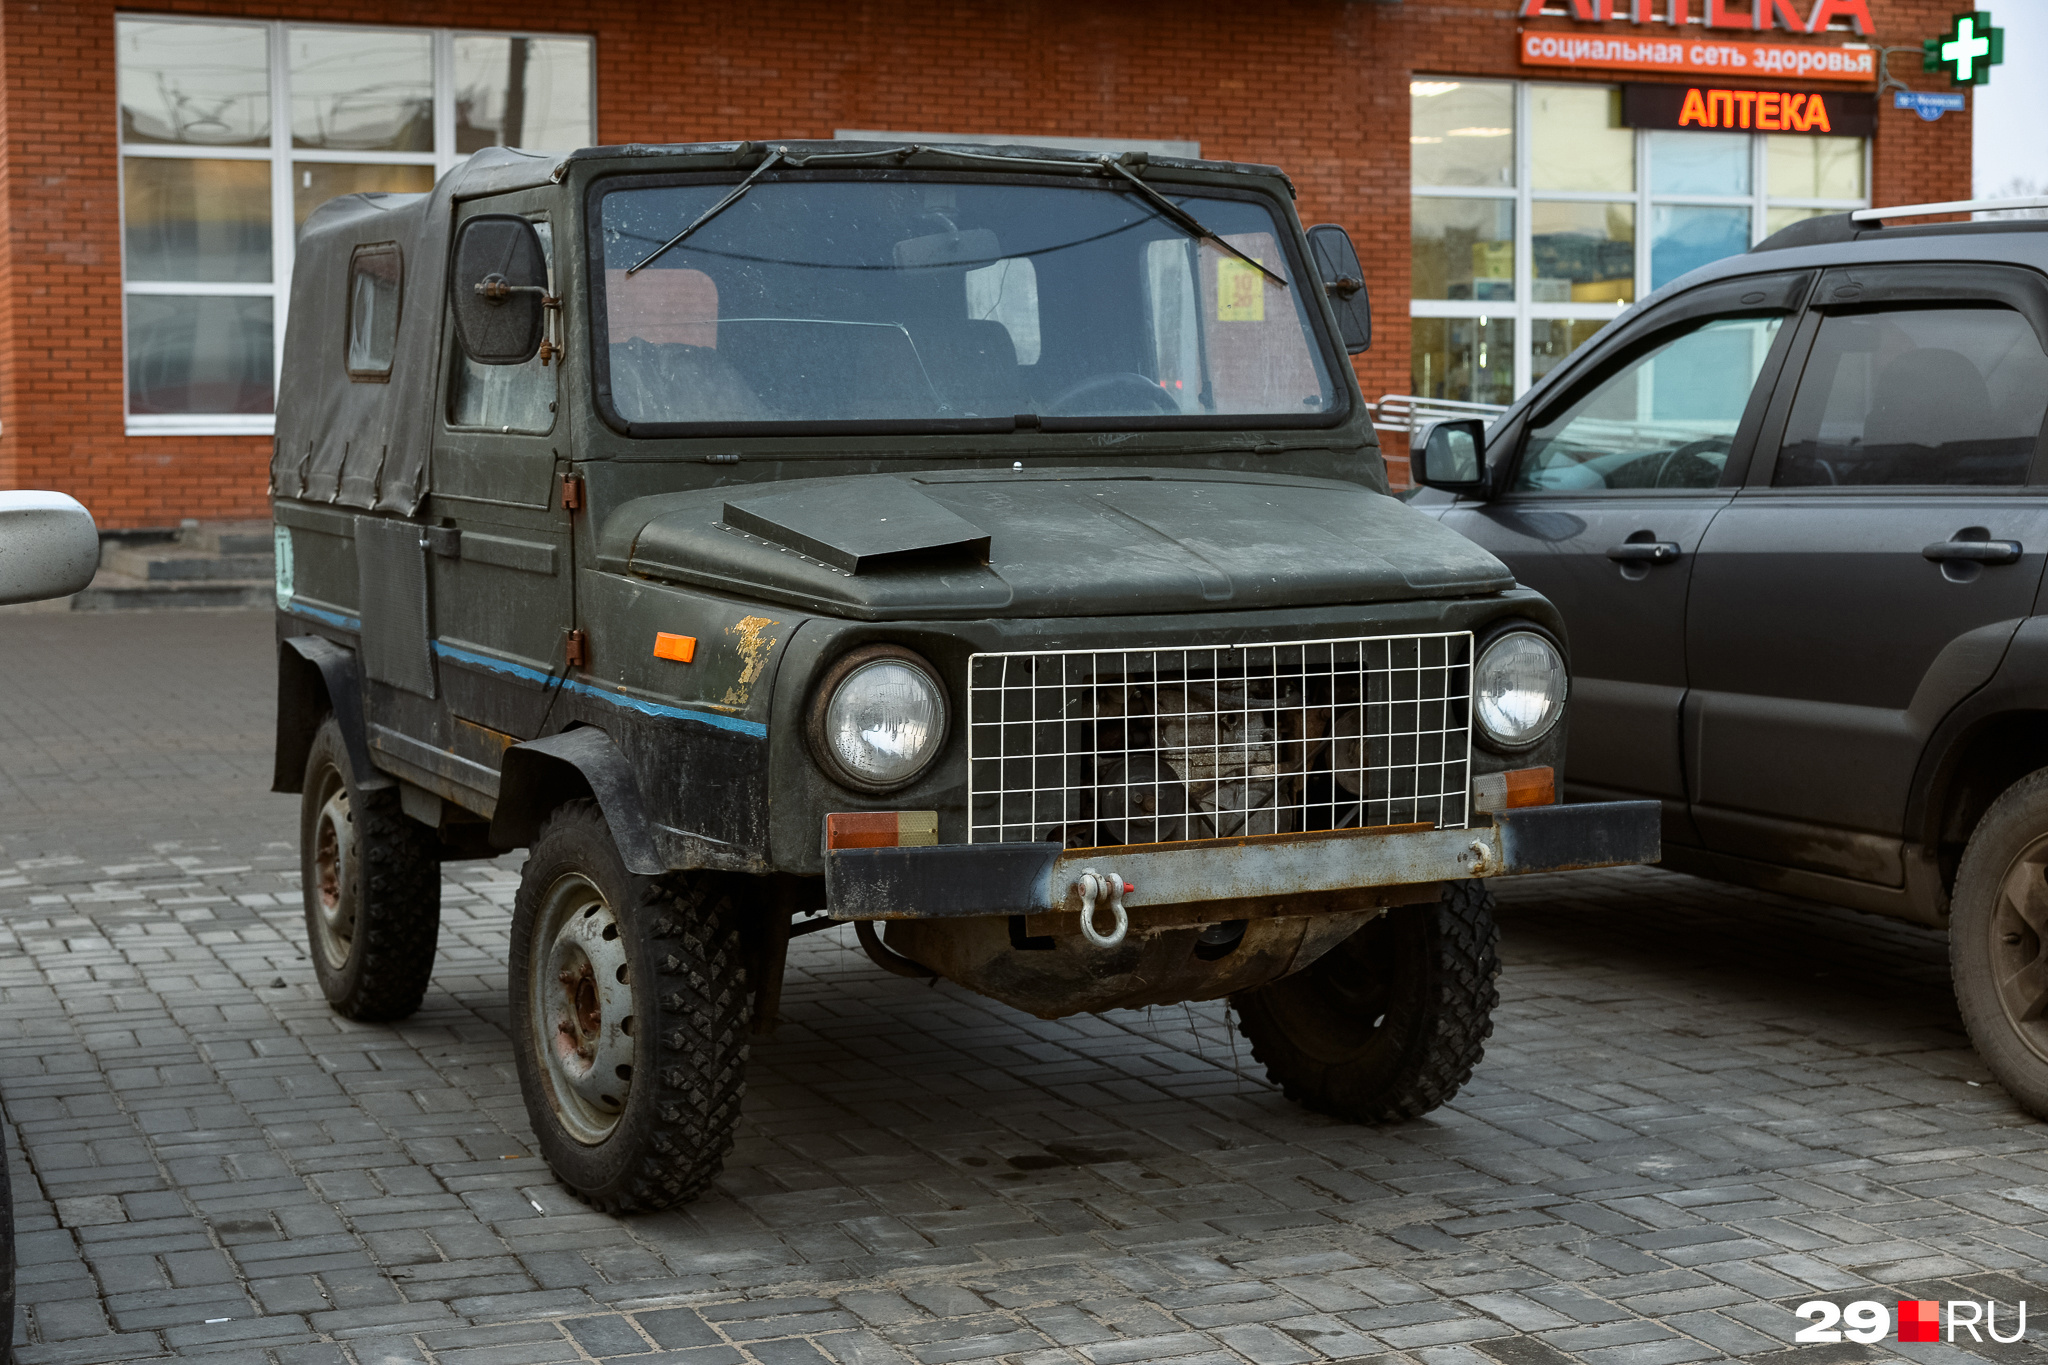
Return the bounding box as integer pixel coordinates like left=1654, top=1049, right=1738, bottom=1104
left=1411, top=204, right=2048, bottom=1114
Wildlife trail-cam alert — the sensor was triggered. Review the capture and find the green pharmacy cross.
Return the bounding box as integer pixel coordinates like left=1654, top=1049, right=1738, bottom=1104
left=1925, top=10, right=2004, bottom=85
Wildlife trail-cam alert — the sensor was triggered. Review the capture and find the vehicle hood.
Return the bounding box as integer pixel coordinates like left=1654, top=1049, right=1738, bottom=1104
left=597, top=468, right=1514, bottom=620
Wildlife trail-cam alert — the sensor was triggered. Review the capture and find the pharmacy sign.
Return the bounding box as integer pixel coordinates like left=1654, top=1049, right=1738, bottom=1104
left=1925, top=10, right=2004, bottom=85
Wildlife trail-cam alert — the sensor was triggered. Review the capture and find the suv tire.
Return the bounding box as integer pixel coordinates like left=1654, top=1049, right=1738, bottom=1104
left=1232, top=881, right=1500, bottom=1122
left=300, top=715, right=441, bottom=1021
left=1951, top=769, right=2048, bottom=1116
left=510, top=800, right=749, bottom=1212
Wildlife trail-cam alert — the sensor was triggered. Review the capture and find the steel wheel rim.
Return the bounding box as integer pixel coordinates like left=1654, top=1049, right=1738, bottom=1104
left=310, top=773, right=356, bottom=971
left=529, top=873, right=636, bottom=1145
left=1989, top=831, right=2048, bottom=1064
left=1270, top=916, right=1402, bottom=1063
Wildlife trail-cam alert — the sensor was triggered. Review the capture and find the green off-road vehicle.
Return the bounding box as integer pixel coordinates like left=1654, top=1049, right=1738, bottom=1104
left=270, top=140, right=1659, bottom=1210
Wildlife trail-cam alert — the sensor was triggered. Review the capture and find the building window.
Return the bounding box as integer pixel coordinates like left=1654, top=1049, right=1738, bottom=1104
left=1409, top=78, right=1867, bottom=407
left=117, top=15, right=595, bottom=434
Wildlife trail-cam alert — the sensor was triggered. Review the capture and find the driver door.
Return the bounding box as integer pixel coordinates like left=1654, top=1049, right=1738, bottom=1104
left=427, top=199, right=574, bottom=746
left=1439, top=276, right=1807, bottom=844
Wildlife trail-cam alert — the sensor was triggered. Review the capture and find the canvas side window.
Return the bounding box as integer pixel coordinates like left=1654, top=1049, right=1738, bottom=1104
left=346, top=243, right=402, bottom=381
left=448, top=217, right=555, bottom=431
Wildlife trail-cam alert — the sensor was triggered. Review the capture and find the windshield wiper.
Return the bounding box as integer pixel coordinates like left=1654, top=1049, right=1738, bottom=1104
left=1099, top=156, right=1287, bottom=288
left=627, top=145, right=786, bottom=275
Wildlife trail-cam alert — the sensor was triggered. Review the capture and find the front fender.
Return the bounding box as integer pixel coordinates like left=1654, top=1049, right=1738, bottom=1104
left=492, top=727, right=663, bottom=874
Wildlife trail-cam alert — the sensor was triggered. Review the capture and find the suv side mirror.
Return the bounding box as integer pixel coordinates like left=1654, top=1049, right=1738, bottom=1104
left=451, top=215, right=548, bottom=365
left=1305, top=224, right=1370, bottom=354
left=0, top=490, right=98, bottom=606
left=1413, top=418, right=1488, bottom=494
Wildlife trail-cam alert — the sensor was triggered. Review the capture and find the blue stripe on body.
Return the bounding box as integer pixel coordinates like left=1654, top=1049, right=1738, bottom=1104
left=282, top=602, right=768, bottom=739
left=285, top=602, right=361, bottom=631
left=431, top=639, right=769, bottom=738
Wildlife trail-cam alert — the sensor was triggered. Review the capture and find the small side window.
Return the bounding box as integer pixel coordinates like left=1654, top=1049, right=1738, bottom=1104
left=450, top=219, right=555, bottom=432
left=347, top=243, right=402, bottom=381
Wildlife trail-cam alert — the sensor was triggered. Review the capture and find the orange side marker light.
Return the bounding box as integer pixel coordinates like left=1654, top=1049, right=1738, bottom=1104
left=825, top=811, right=940, bottom=850
left=653, top=632, right=697, bottom=663
left=1472, top=766, right=1555, bottom=814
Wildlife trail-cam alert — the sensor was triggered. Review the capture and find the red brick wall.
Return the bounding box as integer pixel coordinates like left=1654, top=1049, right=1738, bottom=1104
left=0, top=0, right=1971, bottom=526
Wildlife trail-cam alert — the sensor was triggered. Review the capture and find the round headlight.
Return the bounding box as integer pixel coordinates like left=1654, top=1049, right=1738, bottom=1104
left=812, top=647, right=948, bottom=791
left=1473, top=630, right=1567, bottom=749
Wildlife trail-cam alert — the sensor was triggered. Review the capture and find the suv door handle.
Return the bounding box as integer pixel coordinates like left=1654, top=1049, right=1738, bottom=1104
left=1606, top=541, right=1681, bottom=564
left=1923, top=539, right=2022, bottom=564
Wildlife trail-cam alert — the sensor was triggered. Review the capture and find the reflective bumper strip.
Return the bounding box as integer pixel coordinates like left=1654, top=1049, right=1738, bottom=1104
left=825, top=799, right=1661, bottom=921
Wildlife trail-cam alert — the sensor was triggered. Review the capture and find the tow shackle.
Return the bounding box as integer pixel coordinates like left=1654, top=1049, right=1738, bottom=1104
left=1075, top=869, right=1134, bottom=948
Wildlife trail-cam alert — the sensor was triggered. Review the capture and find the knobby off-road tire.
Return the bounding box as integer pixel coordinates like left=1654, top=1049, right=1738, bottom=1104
left=300, top=716, right=441, bottom=1021
left=1232, top=880, right=1501, bottom=1122
left=509, top=800, right=750, bottom=1212
left=1950, top=768, right=2048, bottom=1118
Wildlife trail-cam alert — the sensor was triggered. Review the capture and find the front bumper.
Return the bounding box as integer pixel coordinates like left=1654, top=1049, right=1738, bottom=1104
left=825, top=800, right=1659, bottom=922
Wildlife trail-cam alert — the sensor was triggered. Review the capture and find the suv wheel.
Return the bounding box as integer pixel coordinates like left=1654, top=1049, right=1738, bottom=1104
left=300, top=715, right=441, bottom=1021
left=1952, top=769, right=2048, bottom=1116
left=510, top=800, right=750, bottom=1212
left=1231, top=881, right=1500, bottom=1122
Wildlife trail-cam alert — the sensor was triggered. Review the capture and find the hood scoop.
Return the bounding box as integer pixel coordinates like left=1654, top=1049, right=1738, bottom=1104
left=722, top=482, right=989, bottom=574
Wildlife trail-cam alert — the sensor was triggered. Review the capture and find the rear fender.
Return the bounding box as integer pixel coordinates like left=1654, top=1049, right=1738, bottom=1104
left=275, top=636, right=390, bottom=794
left=1908, top=616, right=2048, bottom=884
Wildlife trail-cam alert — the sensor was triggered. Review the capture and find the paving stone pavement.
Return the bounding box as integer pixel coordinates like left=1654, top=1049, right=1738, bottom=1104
left=5, top=610, right=2048, bottom=1364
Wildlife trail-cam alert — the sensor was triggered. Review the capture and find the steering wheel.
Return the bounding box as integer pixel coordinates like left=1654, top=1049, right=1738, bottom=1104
left=1651, top=435, right=1733, bottom=489
left=1046, top=372, right=1182, bottom=417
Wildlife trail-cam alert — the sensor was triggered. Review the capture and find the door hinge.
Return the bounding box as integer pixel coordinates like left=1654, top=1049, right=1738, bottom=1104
left=564, top=628, right=588, bottom=668
left=560, top=475, right=584, bottom=511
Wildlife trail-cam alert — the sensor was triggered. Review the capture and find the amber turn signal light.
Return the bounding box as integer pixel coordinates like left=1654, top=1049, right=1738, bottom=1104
left=824, top=810, right=940, bottom=851
left=1472, top=766, right=1555, bottom=813
left=653, top=632, right=696, bottom=663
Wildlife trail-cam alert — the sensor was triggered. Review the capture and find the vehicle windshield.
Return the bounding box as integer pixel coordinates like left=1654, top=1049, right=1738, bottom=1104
left=592, top=174, right=1340, bottom=431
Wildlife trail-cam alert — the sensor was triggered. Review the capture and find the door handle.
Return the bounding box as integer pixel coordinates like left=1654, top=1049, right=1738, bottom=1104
left=1923, top=539, right=2022, bottom=564
left=1605, top=541, right=1681, bottom=564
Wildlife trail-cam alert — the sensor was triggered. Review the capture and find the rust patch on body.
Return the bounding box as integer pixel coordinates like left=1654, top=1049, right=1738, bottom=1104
left=455, top=716, right=518, bottom=753
left=721, top=615, right=779, bottom=708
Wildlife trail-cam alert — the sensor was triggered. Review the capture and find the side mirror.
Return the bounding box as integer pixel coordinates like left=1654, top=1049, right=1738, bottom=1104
left=0, top=490, right=98, bottom=606
left=1306, top=224, right=1371, bottom=354
left=451, top=214, right=548, bottom=365
left=1413, top=418, right=1488, bottom=494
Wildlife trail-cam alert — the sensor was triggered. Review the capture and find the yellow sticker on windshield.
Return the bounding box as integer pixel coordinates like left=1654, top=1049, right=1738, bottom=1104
left=1216, top=257, right=1266, bottom=322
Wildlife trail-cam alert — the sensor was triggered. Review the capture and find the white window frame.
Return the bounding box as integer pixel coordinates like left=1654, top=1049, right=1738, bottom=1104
left=116, top=14, right=596, bottom=436
left=1410, top=78, right=1870, bottom=401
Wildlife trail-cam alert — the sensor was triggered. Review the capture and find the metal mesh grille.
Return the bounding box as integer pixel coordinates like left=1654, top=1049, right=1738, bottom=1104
left=967, top=633, right=1471, bottom=847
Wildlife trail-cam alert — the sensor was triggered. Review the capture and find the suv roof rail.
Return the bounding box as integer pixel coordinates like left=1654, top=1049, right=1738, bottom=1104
left=1752, top=198, right=2048, bottom=253
left=1850, top=196, right=2048, bottom=223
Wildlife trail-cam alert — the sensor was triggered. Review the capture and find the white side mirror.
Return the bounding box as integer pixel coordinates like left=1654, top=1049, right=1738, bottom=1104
left=0, top=491, right=99, bottom=606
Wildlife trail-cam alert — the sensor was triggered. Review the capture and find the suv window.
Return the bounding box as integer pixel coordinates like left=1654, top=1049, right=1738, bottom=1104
left=1772, top=306, right=2048, bottom=487
left=1515, top=315, right=1783, bottom=492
